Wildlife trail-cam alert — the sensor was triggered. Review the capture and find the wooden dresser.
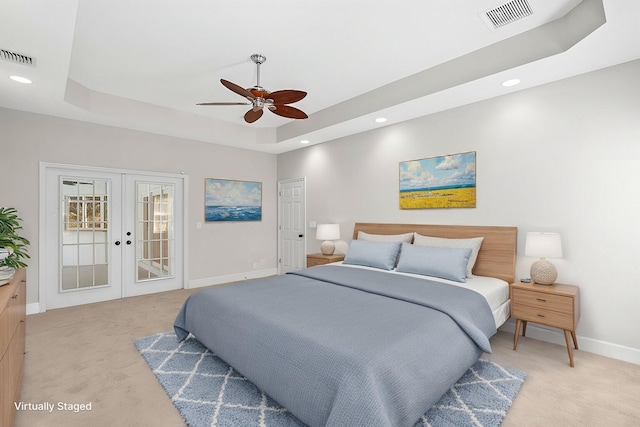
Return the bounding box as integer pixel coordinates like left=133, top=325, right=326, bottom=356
left=1, top=268, right=26, bottom=427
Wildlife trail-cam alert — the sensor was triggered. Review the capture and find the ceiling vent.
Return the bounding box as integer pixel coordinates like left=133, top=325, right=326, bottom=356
left=483, top=0, right=533, bottom=29
left=0, top=49, right=36, bottom=67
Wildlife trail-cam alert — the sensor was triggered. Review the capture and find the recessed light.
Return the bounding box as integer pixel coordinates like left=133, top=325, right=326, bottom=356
left=9, top=75, right=32, bottom=84
left=375, top=117, right=387, bottom=123
left=300, top=140, right=309, bottom=144
left=502, top=79, right=520, bottom=87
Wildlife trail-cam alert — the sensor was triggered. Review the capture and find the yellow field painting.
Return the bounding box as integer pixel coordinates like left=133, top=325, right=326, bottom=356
left=399, top=187, right=476, bottom=209
left=399, top=151, right=476, bottom=209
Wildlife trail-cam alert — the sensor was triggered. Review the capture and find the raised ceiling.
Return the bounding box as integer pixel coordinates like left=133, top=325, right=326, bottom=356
left=1, top=0, right=639, bottom=154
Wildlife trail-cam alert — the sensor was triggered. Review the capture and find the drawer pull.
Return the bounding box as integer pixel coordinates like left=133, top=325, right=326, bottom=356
left=536, top=298, right=547, bottom=302
left=12, top=294, right=18, bottom=299
left=537, top=314, right=546, bottom=318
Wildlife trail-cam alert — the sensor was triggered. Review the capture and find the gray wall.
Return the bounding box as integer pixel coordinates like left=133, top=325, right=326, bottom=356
left=0, top=109, right=278, bottom=304
left=1, top=59, right=638, bottom=363
left=278, top=60, right=640, bottom=362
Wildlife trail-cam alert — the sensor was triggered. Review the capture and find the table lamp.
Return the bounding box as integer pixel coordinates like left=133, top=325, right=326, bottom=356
left=316, top=224, right=340, bottom=255
left=525, top=232, right=563, bottom=285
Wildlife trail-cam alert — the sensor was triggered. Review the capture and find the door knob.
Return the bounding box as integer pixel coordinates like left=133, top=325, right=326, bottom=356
left=126, top=231, right=132, bottom=236
left=115, top=241, right=121, bottom=246
left=126, top=240, right=132, bottom=245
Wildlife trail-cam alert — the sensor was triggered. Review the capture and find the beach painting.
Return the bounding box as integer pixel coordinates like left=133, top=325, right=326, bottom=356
left=205, top=179, right=262, bottom=221
left=399, top=151, right=476, bottom=209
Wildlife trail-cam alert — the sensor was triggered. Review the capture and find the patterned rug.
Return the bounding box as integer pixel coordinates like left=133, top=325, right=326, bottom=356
left=135, top=331, right=526, bottom=427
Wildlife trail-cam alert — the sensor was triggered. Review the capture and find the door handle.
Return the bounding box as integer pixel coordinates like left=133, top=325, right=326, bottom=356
left=298, top=234, right=304, bottom=238
left=126, top=240, right=132, bottom=245
left=115, top=241, right=121, bottom=246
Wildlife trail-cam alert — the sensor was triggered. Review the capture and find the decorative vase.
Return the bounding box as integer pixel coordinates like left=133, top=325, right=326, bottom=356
left=0, top=266, right=16, bottom=286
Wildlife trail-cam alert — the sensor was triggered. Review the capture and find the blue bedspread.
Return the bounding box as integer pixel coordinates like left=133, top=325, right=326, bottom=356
left=174, top=265, right=496, bottom=427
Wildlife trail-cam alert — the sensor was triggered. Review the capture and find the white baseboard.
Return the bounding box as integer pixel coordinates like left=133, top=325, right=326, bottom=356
left=27, top=302, right=41, bottom=315
left=500, top=319, right=640, bottom=365
left=188, top=268, right=278, bottom=289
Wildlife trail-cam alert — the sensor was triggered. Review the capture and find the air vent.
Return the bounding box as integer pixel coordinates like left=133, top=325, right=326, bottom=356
left=0, top=49, right=36, bottom=67
left=484, top=0, right=533, bottom=29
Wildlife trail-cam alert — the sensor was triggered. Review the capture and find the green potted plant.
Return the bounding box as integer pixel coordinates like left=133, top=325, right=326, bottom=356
left=0, top=207, right=30, bottom=271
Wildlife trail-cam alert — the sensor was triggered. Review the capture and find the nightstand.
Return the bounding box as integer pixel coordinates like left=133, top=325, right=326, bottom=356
left=306, top=253, right=345, bottom=267
left=511, top=281, right=580, bottom=367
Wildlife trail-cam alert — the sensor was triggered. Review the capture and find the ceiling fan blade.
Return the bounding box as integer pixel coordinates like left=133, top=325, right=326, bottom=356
left=267, top=90, right=307, bottom=105
left=270, top=105, right=308, bottom=119
left=244, top=108, right=264, bottom=123
left=221, top=79, right=254, bottom=99
left=197, top=102, right=251, bottom=106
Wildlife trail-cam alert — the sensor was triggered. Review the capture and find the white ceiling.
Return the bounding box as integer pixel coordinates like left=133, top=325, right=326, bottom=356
left=1, top=0, right=639, bottom=154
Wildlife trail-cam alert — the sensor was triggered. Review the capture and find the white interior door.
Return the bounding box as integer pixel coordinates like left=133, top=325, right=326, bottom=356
left=278, top=178, right=306, bottom=274
left=42, top=165, right=185, bottom=310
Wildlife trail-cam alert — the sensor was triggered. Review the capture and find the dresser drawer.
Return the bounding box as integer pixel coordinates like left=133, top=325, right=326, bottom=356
left=512, top=302, right=575, bottom=329
left=0, top=268, right=26, bottom=427
left=0, top=271, right=26, bottom=359
left=512, top=288, right=573, bottom=314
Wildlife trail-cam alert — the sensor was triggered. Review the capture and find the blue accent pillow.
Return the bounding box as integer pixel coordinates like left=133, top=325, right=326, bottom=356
left=343, top=240, right=402, bottom=270
left=396, top=243, right=472, bottom=282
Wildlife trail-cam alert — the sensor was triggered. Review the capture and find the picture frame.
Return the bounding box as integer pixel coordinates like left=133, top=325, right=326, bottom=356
left=399, top=151, right=476, bottom=209
left=205, top=178, right=262, bottom=221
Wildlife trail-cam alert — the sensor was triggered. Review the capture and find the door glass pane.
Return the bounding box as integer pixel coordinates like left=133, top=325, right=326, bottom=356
left=60, top=178, right=110, bottom=291
left=136, top=182, right=174, bottom=281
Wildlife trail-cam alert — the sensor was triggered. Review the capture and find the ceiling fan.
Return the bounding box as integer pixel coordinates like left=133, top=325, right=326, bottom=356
left=197, top=54, right=308, bottom=124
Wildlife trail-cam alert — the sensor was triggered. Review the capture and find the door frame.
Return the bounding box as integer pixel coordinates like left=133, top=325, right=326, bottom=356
left=277, top=177, right=306, bottom=275
left=38, top=162, right=189, bottom=312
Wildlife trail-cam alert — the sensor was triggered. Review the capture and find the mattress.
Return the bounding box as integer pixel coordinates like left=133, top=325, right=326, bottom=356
left=332, top=261, right=510, bottom=327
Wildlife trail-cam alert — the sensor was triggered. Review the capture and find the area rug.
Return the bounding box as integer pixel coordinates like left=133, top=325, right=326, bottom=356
left=135, top=331, right=526, bottom=427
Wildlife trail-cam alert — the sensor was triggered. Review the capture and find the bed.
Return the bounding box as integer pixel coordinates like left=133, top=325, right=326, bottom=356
left=174, top=223, right=517, bottom=427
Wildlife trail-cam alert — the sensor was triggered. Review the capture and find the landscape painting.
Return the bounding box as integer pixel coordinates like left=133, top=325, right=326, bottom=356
left=205, top=179, right=262, bottom=221
left=399, top=151, right=476, bottom=209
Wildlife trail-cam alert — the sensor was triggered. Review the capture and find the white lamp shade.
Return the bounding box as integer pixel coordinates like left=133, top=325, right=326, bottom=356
left=316, top=223, right=340, bottom=241
left=525, top=232, right=563, bottom=258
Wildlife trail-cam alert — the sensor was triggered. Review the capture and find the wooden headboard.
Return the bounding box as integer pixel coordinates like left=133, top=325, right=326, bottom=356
left=352, top=223, right=517, bottom=283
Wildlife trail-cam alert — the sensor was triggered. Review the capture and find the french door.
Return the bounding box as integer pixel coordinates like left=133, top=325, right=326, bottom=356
left=41, top=164, right=185, bottom=310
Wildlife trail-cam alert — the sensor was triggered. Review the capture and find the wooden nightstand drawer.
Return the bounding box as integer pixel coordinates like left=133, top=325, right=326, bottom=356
left=511, top=302, right=574, bottom=330
left=306, top=253, right=345, bottom=267
left=512, top=288, right=573, bottom=314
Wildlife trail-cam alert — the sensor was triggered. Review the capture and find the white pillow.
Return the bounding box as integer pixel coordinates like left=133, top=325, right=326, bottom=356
left=358, top=231, right=414, bottom=243
left=412, top=233, right=484, bottom=277
left=396, top=243, right=471, bottom=283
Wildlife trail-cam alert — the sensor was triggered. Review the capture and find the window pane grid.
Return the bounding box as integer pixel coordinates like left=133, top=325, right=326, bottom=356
left=136, top=182, right=174, bottom=282
left=60, top=178, right=110, bottom=291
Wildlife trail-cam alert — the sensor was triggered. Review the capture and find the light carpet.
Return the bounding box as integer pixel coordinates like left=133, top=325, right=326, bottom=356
left=135, top=331, right=526, bottom=427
